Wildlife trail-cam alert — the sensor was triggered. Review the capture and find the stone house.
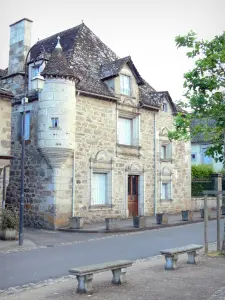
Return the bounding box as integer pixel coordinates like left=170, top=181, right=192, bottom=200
left=191, top=120, right=224, bottom=172
left=0, top=87, right=13, bottom=210
left=0, top=18, right=191, bottom=229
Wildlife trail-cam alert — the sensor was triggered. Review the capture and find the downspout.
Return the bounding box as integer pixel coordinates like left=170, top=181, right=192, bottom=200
left=72, top=150, right=75, bottom=217
left=154, top=113, right=157, bottom=216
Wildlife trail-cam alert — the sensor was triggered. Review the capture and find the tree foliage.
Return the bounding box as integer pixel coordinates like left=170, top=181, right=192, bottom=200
left=168, top=31, right=225, bottom=165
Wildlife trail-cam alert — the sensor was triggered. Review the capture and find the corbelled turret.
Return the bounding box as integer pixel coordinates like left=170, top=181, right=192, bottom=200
left=37, top=37, right=77, bottom=168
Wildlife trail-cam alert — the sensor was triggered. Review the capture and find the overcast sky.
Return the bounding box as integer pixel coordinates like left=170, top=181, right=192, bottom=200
left=1, top=0, right=225, bottom=101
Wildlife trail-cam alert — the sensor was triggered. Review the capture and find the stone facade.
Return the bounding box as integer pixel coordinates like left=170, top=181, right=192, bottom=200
left=0, top=18, right=192, bottom=228
left=0, top=90, right=13, bottom=210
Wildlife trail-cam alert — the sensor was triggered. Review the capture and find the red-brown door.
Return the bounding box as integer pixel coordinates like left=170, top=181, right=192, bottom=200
left=128, top=175, right=138, bottom=217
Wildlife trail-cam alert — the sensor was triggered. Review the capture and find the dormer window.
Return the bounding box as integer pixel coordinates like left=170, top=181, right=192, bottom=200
left=51, top=117, right=59, bottom=128
left=120, top=74, right=131, bottom=96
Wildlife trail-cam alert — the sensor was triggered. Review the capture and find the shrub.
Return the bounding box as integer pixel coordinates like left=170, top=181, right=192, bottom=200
left=0, top=208, right=19, bottom=230
left=192, top=164, right=214, bottom=179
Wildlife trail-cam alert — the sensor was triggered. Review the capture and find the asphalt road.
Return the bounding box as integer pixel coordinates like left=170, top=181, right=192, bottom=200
left=0, top=220, right=224, bottom=289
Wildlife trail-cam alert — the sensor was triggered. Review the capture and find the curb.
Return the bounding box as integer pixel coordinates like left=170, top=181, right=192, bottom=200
left=58, top=216, right=224, bottom=233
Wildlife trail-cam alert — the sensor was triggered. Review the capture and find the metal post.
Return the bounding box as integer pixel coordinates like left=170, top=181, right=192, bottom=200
left=204, top=194, right=208, bottom=254
left=19, top=98, right=26, bottom=246
left=217, top=193, right=220, bottom=251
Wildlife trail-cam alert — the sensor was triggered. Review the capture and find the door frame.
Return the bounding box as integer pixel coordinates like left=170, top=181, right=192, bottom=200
left=124, top=169, right=145, bottom=218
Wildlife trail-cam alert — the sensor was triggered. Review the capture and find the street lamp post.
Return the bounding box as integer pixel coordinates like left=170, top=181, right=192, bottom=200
left=19, top=47, right=45, bottom=246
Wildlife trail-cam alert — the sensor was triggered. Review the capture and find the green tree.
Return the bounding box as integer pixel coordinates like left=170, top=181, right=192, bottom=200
left=168, top=31, right=225, bottom=166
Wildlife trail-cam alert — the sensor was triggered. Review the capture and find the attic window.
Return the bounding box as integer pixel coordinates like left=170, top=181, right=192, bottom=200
left=51, top=117, right=59, bottom=128
left=162, top=103, right=168, bottom=112
left=120, top=75, right=131, bottom=96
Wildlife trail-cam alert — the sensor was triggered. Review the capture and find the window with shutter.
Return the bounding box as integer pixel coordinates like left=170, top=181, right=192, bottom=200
left=161, top=182, right=171, bottom=200
left=160, top=143, right=172, bottom=160
left=118, top=115, right=140, bottom=146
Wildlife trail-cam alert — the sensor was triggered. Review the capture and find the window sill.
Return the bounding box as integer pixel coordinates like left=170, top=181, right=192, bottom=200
left=49, top=127, right=62, bottom=130
left=89, top=205, right=113, bottom=211
left=160, top=158, right=172, bottom=162
left=117, top=143, right=140, bottom=149
left=160, top=199, right=173, bottom=202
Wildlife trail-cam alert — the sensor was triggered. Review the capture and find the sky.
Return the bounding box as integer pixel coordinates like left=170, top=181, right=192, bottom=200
left=1, top=0, right=225, bottom=101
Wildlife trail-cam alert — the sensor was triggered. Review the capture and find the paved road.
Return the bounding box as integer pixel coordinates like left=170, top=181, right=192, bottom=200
left=0, top=220, right=224, bottom=289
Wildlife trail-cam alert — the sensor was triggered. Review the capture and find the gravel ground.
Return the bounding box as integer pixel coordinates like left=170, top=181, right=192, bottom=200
left=1, top=251, right=225, bottom=300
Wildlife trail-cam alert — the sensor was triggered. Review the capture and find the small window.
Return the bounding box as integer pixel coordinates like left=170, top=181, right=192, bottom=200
left=191, top=153, right=197, bottom=162
left=162, top=102, right=168, bottom=112
left=118, top=116, right=139, bottom=146
left=92, top=173, right=107, bottom=205
left=51, top=117, right=59, bottom=128
left=120, top=74, right=131, bottom=96
left=161, top=143, right=172, bottom=160
left=161, top=182, right=171, bottom=200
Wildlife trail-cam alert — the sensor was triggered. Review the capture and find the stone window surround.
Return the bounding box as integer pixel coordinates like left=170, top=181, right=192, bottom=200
left=89, top=152, right=113, bottom=210
left=160, top=166, right=173, bottom=202
left=117, top=109, right=140, bottom=147
left=159, top=129, right=173, bottom=162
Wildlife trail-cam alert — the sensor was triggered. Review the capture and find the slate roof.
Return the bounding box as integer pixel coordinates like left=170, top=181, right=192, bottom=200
left=30, top=23, right=175, bottom=109
left=191, top=119, right=216, bottom=143
left=41, top=39, right=77, bottom=79
left=0, top=68, right=7, bottom=78
left=100, top=56, right=144, bottom=85
left=0, top=87, right=13, bottom=98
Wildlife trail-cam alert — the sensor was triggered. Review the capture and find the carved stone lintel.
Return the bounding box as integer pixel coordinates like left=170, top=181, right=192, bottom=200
left=76, top=274, right=93, bottom=294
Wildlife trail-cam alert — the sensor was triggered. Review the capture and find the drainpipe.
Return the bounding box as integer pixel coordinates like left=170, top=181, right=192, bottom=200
left=154, top=113, right=157, bottom=216
left=72, top=150, right=75, bottom=217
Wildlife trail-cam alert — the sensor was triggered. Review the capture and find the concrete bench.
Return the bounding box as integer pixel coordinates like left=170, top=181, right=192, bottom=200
left=160, top=244, right=203, bottom=270
left=69, top=260, right=133, bottom=294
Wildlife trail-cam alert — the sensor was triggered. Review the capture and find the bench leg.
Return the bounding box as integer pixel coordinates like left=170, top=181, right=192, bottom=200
left=165, top=254, right=178, bottom=270
left=76, top=274, right=93, bottom=294
left=187, top=250, right=196, bottom=264
left=112, top=268, right=127, bottom=285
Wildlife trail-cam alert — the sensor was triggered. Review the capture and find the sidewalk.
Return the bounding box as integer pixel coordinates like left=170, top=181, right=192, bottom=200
left=1, top=245, right=225, bottom=299
left=60, top=210, right=224, bottom=233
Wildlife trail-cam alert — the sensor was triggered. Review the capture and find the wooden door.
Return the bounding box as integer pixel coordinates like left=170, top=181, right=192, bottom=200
left=128, top=175, right=138, bottom=217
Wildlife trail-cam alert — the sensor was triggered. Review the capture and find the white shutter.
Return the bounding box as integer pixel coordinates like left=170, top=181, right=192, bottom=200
left=132, top=116, right=139, bottom=146
left=166, top=143, right=172, bottom=160
left=92, top=173, right=106, bottom=205
left=118, top=118, right=131, bottom=145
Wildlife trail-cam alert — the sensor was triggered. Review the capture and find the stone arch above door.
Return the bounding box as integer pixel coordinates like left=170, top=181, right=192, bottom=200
left=125, top=161, right=144, bottom=173
left=91, top=150, right=112, bottom=163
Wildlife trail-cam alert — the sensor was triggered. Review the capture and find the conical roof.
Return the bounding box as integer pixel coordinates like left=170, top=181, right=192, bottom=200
left=41, top=37, right=76, bottom=79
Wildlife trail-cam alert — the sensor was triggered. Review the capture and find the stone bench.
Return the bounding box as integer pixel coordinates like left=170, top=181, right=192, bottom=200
left=69, top=260, right=133, bottom=294
left=160, top=244, right=203, bottom=270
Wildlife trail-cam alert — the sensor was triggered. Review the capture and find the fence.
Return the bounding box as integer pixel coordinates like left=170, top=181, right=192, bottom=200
left=192, top=179, right=214, bottom=197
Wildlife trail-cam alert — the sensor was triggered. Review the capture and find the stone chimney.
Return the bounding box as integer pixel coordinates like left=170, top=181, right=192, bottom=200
left=8, top=18, right=33, bottom=75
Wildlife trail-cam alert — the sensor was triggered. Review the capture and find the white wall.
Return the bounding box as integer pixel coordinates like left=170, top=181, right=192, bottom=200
left=191, top=143, right=224, bottom=171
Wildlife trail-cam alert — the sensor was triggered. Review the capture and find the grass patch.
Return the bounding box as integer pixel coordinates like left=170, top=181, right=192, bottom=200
left=207, top=251, right=225, bottom=258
